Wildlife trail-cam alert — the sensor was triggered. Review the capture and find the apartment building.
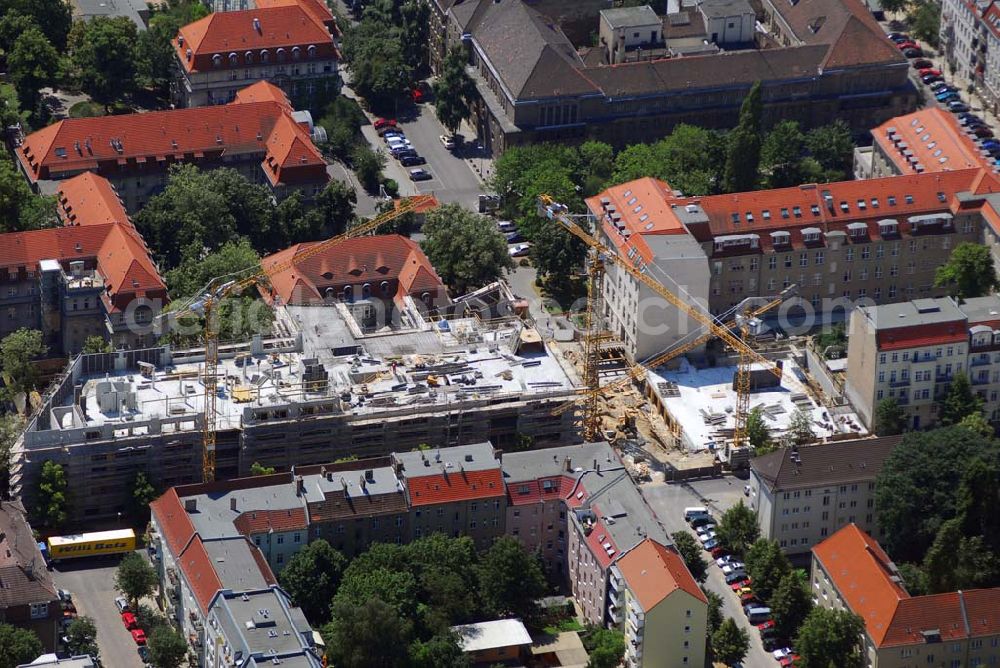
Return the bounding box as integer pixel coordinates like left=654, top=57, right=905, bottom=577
left=0, top=501, right=61, bottom=652
left=14, top=81, right=328, bottom=212
left=845, top=294, right=1000, bottom=430
left=433, top=0, right=913, bottom=154
left=580, top=168, right=995, bottom=362
left=611, top=539, right=708, bottom=668
left=749, top=436, right=903, bottom=555
left=172, top=5, right=339, bottom=108
left=0, top=172, right=166, bottom=355
left=812, top=524, right=1000, bottom=668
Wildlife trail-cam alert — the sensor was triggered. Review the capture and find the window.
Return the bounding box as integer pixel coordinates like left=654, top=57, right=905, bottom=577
left=769, top=256, right=777, bottom=270
left=846, top=247, right=854, bottom=262
left=293, top=533, right=301, bottom=543
left=30, top=603, right=47, bottom=619
left=276, top=535, right=284, bottom=544
left=815, top=251, right=824, bottom=265
left=276, top=553, right=284, bottom=565
left=800, top=253, right=808, bottom=267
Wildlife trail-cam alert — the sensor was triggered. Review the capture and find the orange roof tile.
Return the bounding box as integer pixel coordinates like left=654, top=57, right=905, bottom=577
left=57, top=172, right=130, bottom=227
left=254, top=0, right=336, bottom=32
left=232, top=507, right=308, bottom=534
left=406, top=468, right=504, bottom=507
left=179, top=535, right=224, bottom=612
left=813, top=525, right=909, bottom=647
left=872, top=108, right=990, bottom=175
left=882, top=593, right=968, bottom=647
left=393, top=194, right=439, bottom=215
left=174, top=6, right=335, bottom=74
left=150, top=489, right=197, bottom=557
left=616, top=539, right=707, bottom=611
left=233, top=80, right=293, bottom=110
left=962, top=589, right=1000, bottom=638
left=876, top=321, right=968, bottom=351
left=261, top=112, right=327, bottom=186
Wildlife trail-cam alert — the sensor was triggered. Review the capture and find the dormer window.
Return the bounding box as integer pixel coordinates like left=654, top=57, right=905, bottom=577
left=745, top=212, right=754, bottom=223
left=878, top=219, right=899, bottom=236
left=277, top=47, right=286, bottom=63
left=770, top=230, right=791, bottom=246
left=871, top=198, right=879, bottom=208
left=213, top=53, right=222, bottom=66
left=780, top=208, right=789, bottom=219
left=731, top=212, right=740, bottom=225
left=905, top=194, right=914, bottom=204
left=839, top=201, right=849, bottom=213
left=307, top=44, right=317, bottom=58
left=857, top=199, right=866, bottom=210
left=292, top=46, right=301, bottom=60
left=229, top=52, right=238, bottom=65
left=792, top=206, right=802, bottom=217
left=762, top=209, right=771, bottom=220
left=261, top=49, right=270, bottom=63
left=245, top=51, right=253, bottom=64
left=811, top=205, right=820, bottom=216
left=847, top=222, right=868, bottom=238
left=888, top=196, right=897, bottom=206
left=802, top=227, right=821, bottom=243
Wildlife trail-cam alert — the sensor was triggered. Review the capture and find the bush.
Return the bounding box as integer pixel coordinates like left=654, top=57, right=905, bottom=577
left=68, top=101, right=106, bottom=118
left=318, top=95, right=368, bottom=160
left=382, top=178, right=399, bottom=197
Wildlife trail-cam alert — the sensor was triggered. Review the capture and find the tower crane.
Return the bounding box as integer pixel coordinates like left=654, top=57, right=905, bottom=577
left=539, top=195, right=787, bottom=453
left=164, top=195, right=437, bottom=482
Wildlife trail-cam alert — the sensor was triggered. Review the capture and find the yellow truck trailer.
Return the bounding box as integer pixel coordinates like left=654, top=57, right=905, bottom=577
left=45, top=529, right=136, bottom=561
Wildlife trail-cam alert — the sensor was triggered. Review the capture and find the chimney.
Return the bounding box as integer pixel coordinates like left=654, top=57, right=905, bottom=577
left=295, top=476, right=304, bottom=496
left=184, top=498, right=197, bottom=512
left=230, top=497, right=237, bottom=512
left=364, top=469, right=375, bottom=483
left=564, top=457, right=572, bottom=472
left=593, top=458, right=597, bottom=470
left=596, top=461, right=601, bottom=474
left=359, top=475, right=366, bottom=491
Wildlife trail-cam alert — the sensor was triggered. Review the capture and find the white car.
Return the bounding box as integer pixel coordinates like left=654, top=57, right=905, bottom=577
left=773, top=648, right=792, bottom=661
left=698, top=530, right=717, bottom=543
left=439, top=134, right=456, bottom=149
left=508, top=243, right=531, bottom=257
left=114, top=596, right=130, bottom=613
left=696, top=523, right=716, bottom=535
left=722, top=563, right=745, bottom=576
left=715, top=556, right=733, bottom=568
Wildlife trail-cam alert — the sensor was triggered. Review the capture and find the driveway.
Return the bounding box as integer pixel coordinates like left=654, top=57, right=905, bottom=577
left=642, top=477, right=778, bottom=668
left=52, top=553, right=147, bottom=668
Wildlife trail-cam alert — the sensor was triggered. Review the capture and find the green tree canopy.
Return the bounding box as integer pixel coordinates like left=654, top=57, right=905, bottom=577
left=795, top=607, right=865, bottom=668
left=115, top=552, right=158, bottom=608
left=0, top=328, right=47, bottom=398
left=935, top=242, right=999, bottom=300
left=420, top=203, right=514, bottom=294
left=771, top=572, right=813, bottom=640
left=922, top=518, right=1000, bottom=593
left=7, top=25, right=59, bottom=122
left=910, top=1, right=940, bottom=47
left=278, top=539, right=347, bottom=624
left=477, top=536, right=546, bottom=621
left=939, top=372, right=983, bottom=426
left=0, top=623, right=43, bottom=668
left=130, top=471, right=158, bottom=526
left=69, top=16, right=138, bottom=105
left=81, top=335, right=112, bottom=354
left=716, top=500, right=759, bottom=558
left=760, top=120, right=806, bottom=188
left=746, top=405, right=774, bottom=453
left=745, top=538, right=792, bottom=602
left=249, top=461, right=276, bottom=476
left=529, top=223, right=586, bottom=288
left=706, top=590, right=724, bottom=635
left=34, top=460, right=68, bottom=529
left=138, top=0, right=208, bottom=94
left=785, top=407, right=817, bottom=446
left=581, top=626, right=626, bottom=668
left=324, top=598, right=413, bottom=668
left=0, top=0, right=72, bottom=49
left=147, top=624, right=188, bottom=668
left=874, top=397, right=907, bottom=436
left=350, top=144, right=386, bottom=193
left=723, top=81, right=762, bottom=193
left=711, top=617, right=749, bottom=666
left=0, top=159, right=58, bottom=232
left=306, top=179, right=357, bottom=237
left=65, top=616, right=98, bottom=658
left=408, top=632, right=470, bottom=668
left=0, top=83, right=29, bottom=132
left=341, top=19, right=412, bottom=112
left=804, top=120, right=855, bottom=180
left=670, top=531, right=708, bottom=583
left=433, top=46, right=476, bottom=134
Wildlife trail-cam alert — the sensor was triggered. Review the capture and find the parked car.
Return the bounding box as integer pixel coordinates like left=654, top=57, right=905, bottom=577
left=722, top=563, right=745, bottom=576
left=392, top=147, right=418, bottom=159
left=122, top=612, right=138, bottom=630
left=772, top=648, right=793, bottom=661
left=739, top=591, right=758, bottom=605
left=114, top=596, right=130, bottom=613
left=409, top=168, right=433, bottom=181
left=888, top=32, right=910, bottom=42
left=696, top=523, right=716, bottom=535
left=690, top=515, right=715, bottom=528
left=935, top=91, right=959, bottom=102
left=979, top=139, right=1000, bottom=148
left=698, top=530, right=717, bottom=543
left=399, top=155, right=426, bottom=166
left=710, top=546, right=727, bottom=559
left=903, top=48, right=924, bottom=58
left=973, top=126, right=995, bottom=138
left=497, top=220, right=517, bottom=233
left=505, top=231, right=524, bottom=243
left=948, top=101, right=971, bottom=113
left=386, top=137, right=412, bottom=149
left=703, top=537, right=719, bottom=550
left=779, top=654, right=800, bottom=667
left=732, top=584, right=753, bottom=596
left=131, top=629, right=147, bottom=645
left=439, top=134, right=457, bottom=150
left=373, top=118, right=396, bottom=130
left=508, top=243, right=531, bottom=257
left=757, top=620, right=776, bottom=631
left=911, top=58, right=933, bottom=69
left=918, top=68, right=942, bottom=77
left=896, top=40, right=918, bottom=50
left=921, top=74, right=942, bottom=85
left=762, top=636, right=784, bottom=651
left=410, top=87, right=424, bottom=103
left=57, top=589, right=72, bottom=603
left=931, top=84, right=957, bottom=94
left=715, top=555, right=734, bottom=567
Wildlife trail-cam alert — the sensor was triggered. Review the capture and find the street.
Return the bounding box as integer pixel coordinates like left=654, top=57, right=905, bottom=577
left=642, top=477, right=778, bottom=668
left=52, top=553, right=147, bottom=668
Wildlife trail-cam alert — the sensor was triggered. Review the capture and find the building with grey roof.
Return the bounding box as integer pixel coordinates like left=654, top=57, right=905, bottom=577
left=207, top=589, right=320, bottom=668
left=749, top=435, right=903, bottom=555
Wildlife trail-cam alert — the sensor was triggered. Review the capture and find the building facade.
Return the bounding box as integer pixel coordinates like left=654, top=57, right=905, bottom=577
left=0, top=501, right=61, bottom=652
left=812, top=525, right=1000, bottom=668
left=749, top=436, right=902, bottom=555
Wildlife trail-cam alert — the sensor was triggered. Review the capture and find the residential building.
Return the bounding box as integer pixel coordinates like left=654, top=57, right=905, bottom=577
left=14, top=81, right=329, bottom=212
left=940, top=0, right=989, bottom=100
left=748, top=435, right=903, bottom=555
left=149, top=487, right=321, bottom=666
left=434, top=0, right=914, bottom=154
left=611, top=539, right=708, bottom=668
left=845, top=294, right=1000, bottom=429
left=0, top=501, right=61, bottom=652
left=598, top=6, right=663, bottom=65
left=172, top=5, right=339, bottom=108
left=811, top=524, right=1000, bottom=668
left=582, top=168, right=996, bottom=362
left=452, top=619, right=533, bottom=665
left=0, top=172, right=166, bottom=355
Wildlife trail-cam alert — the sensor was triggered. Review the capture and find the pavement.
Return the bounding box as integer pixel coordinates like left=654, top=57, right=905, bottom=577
left=52, top=552, right=150, bottom=668
left=642, top=477, right=779, bottom=668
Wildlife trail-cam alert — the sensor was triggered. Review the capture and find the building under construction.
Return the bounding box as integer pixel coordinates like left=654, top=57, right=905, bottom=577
left=11, top=303, right=580, bottom=524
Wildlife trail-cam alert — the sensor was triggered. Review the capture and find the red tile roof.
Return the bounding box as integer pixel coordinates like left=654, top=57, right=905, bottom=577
left=406, top=468, right=504, bottom=507
left=393, top=194, right=439, bottom=215
left=875, top=322, right=969, bottom=351
left=616, top=539, right=707, bottom=611
left=882, top=593, right=969, bottom=647
left=261, top=112, right=327, bottom=186
left=261, top=234, right=445, bottom=306
left=151, top=489, right=197, bottom=557
left=232, top=507, right=308, bottom=534
left=174, top=5, right=335, bottom=74
left=57, top=172, right=130, bottom=227
left=872, top=108, right=991, bottom=175
left=233, top=80, right=293, bottom=110
left=506, top=474, right=577, bottom=506
left=179, top=535, right=224, bottom=612
left=584, top=516, right=619, bottom=569
left=961, top=588, right=1000, bottom=638
left=255, top=0, right=336, bottom=31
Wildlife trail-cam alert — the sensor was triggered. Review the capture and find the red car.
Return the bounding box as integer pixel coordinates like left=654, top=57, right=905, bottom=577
left=710, top=546, right=727, bottom=559
left=756, top=619, right=775, bottom=631
left=122, top=612, right=138, bottom=630
left=410, top=87, right=424, bottom=103
left=779, top=654, right=800, bottom=667
left=897, top=41, right=919, bottom=51
left=919, top=68, right=942, bottom=77
left=131, top=628, right=147, bottom=645
left=740, top=591, right=758, bottom=605
left=373, top=118, right=397, bottom=130
left=731, top=579, right=751, bottom=592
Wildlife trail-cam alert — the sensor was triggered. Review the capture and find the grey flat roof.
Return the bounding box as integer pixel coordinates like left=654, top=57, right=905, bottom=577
left=699, top=0, right=754, bottom=19
left=859, top=297, right=965, bottom=330
left=203, top=538, right=272, bottom=593
left=581, top=467, right=670, bottom=553
left=300, top=464, right=403, bottom=503
left=213, top=589, right=317, bottom=661
left=394, top=442, right=499, bottom=476
left=18, top=657, right=96, bottom=668
left=501, top=442, right=618, bottom=483
left=184, top=484, right=305, bottom=539
left=72, top=0, right=146, bottom=29
left=957, top=295, right=1000, bottom=326
left=601, top=5, right=661, bottom=28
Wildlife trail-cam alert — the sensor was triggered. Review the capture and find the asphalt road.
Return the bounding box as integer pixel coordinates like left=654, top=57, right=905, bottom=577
left=642, top=477, right=779, bottom=668
left=52, top=552, right=147, bottom=668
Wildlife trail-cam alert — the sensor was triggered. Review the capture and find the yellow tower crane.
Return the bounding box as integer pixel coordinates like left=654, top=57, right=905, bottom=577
left=538, top=195, right=786, bottom=453
left=165, top=195, right=438, bottom=482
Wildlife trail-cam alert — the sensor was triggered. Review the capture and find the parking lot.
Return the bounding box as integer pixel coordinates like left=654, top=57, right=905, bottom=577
left=642, top=477, right=779, bottom=668
left=52, top=552, right=148, bottom=668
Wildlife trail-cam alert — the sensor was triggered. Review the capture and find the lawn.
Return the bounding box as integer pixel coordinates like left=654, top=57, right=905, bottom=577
left=68, top=101, right=105, bottom=118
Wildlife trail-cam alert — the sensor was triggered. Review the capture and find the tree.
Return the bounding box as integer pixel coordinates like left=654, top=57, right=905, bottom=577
left=760, top=120, right=806, bottom=188
left=745, top=539, right=792, bottom=603
left=874, top=397, right=907, bottom=436
left=795, top=607, right=865, bottom=668
left=341, top=20, right=412, bottom=111
left=350, top=144, right=386, bottom=193
left=958, top=459, right=1000, bottom=551
left=306, top=179, right=357, bottom=237
left=581, top=626, right=626, bottom=668
left=433, top=46, right=476, bottom=134
left=477, top=536, right=546, bottom=621
left=65, top=616, right=98, bottom=658
left=0, top=83, right=28, bottom=132
left=786, top=407, right=816, bottom=446
left=577, top=140, right=614, bottom=195
left=876, top=425, right=1000, bottom=561
left=0, top=623, right=43, bottom=668
left=138, top=0, right=208, bottom=94
left=896, top=562, right=928, bottom=596
left=529, top=223, right=586, bottom=288
left=805, top=120, right=855, bottom=180
left=69, top=16, right=138, bottom=105
left=771, top=572, right=813, bottom=640
left=939, top=372, right=983, bottom=426
left=6, top=25, right=58, bottom=122
left=711, top=618, right=749, bottom=666
left=959, top=412, right=995, bottom=438
left=409, top=632, right=470, bottom=668
left=278, top=539, right=347, bottom=623
left=0, top=0, right=72, bottom=50
left=716, top=501, right=759, bottom=558
left=421, top=203, right=515, bottom=294
left=706, top=590, right=724, bottom=634
left=935, top=242, right=999, bottom=300
left=670, top=531, right=708, bottom=583
left=82, top=335, right=112, bottom=354
left=324, top=598, right=413, bottom=668
left=130, top=470, right=158, bottom=522
left=249, top=461, right=276, bottom=476
left=922, top=518, right=1000, bottom=592
left=910, top=1, right=941, bottom=47
left=723, top=82, right=762, bottom=193
left=147, top=624, right=188, bottom=668
left=0, top=159, right=58, bottom=232
left=34, top=460, right=68, bottom=529
left=746, top=405, right=774, bottom=453
left=115, top=552, right=158, bottom=609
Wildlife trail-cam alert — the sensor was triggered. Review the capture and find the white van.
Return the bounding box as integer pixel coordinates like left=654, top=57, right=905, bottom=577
left=684, top=506, right=710, bottom=521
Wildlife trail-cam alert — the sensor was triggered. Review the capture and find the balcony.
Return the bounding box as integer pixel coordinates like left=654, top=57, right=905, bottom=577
left=608, top=602, right=623, bottom=624
left=889, top=379, right=910, bottom=388
left=972, top=375, right=991, bottom=386
left=627, top=610, right=645, bottom=632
